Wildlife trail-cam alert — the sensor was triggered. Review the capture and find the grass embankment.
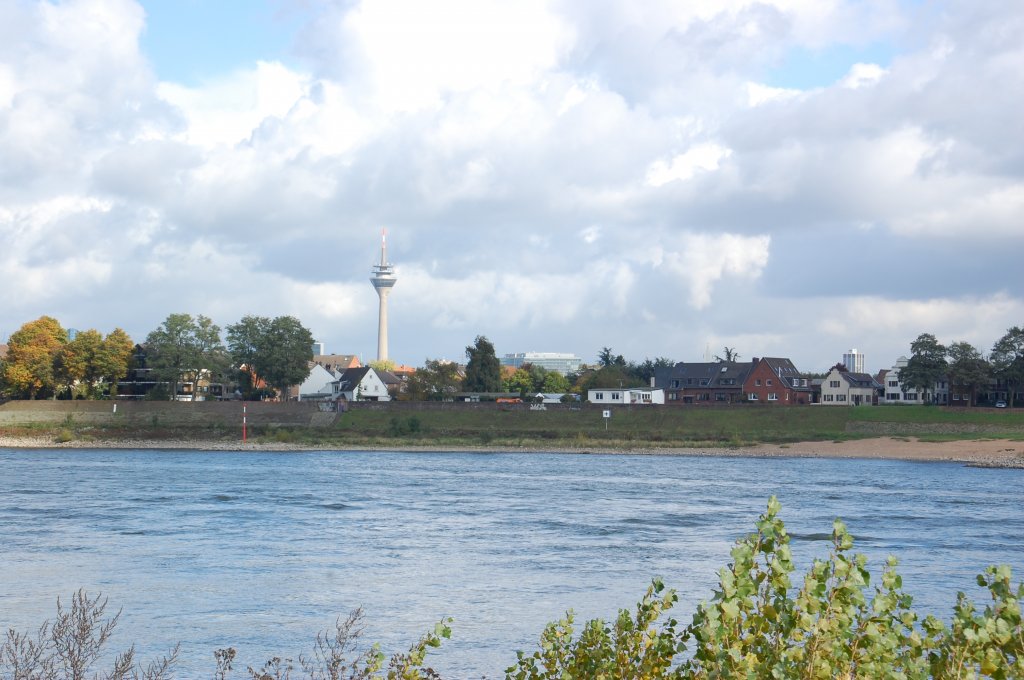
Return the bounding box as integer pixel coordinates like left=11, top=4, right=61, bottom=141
left=3, top=402, right=1023, bottom=449
left=284, top=405, right=1024, bottom=449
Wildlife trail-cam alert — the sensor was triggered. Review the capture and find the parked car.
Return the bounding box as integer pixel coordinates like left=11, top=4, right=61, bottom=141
left=995, top=400, right=1008, bottom=408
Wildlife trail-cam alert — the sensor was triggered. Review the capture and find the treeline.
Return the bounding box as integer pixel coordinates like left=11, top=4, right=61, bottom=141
left=899, top=329, right=1024, bottom=407
left=404, top=338, right=676, bottom=400
left=3, top=499, right=1021, bottom=678
left=0, top=313, right=316, bottom=401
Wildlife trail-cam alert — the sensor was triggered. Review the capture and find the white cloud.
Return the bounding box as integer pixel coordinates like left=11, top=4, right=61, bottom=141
left=0, top=0, right=1022, bottom=373
left=157, top=61, right=311, bottom=148
left=660, top=234, right=772, bottom=309
left=840, top=62, right=888, bottom=89
left=646, top=143, right=733, bottom=187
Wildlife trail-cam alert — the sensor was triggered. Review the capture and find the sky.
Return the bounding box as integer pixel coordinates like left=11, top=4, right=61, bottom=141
left=1, top=0, right=1023, bottom=374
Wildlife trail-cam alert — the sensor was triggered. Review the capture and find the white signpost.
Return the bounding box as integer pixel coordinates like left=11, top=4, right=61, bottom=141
left=603, top=409, right=611, bottom=430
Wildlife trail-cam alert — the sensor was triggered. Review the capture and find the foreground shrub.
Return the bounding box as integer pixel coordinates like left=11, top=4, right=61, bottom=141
left=509, top=496, right=1024, bottom=679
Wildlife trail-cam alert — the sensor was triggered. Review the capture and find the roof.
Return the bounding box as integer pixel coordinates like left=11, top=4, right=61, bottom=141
left=334, top=366, right=372, bottom=389
left=0, top=344, right=7, bottom=360
left=840, top=371, right=882, bottom=389
left=376, top=369, right=402, bottom=385
left=658, top=361, right=754, bottom=387
left=314, top=354, right=361, bottom=372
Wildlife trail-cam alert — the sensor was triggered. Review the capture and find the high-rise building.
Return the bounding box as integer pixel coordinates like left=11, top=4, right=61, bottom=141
left=501, top=352, right=583, bottom=376
left=370, top=230, right=397, bottom=361
left=843, top=348, right=865, bottom=374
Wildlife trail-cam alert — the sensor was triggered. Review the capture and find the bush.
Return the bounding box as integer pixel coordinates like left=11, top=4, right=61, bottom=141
left=509, top=497, right=1024, bottom=679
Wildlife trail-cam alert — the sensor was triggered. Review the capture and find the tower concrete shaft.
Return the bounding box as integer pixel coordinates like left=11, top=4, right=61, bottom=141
left=370, top=230, right=396, bottom=361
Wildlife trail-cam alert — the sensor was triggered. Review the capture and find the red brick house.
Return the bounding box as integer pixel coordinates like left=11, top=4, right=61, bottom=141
left=742, top=357, right=813, bottom=405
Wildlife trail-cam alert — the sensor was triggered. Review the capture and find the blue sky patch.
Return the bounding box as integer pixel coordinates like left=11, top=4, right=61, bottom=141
left=138, top=0, right=310, bottom=84
left=766, top=42, right=895, bottom=90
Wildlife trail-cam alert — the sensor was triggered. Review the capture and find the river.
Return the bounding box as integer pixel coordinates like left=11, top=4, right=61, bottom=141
left=1, top=449, right=1022, bottom=677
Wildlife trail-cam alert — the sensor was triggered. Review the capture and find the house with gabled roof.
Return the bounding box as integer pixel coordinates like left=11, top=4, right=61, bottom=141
left=656, top=361, right=752, bottom=404
left=820, top=364, right=881, bottom=406
left=314, top=354, right=361, bottom=373
left=742, top=357, right=813, bottom=405
left=296, top=363, right=340, bottom=401
left=331, top=366, right=390, bottom=402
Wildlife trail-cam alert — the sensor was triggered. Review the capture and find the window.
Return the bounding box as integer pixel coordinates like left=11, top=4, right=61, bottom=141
left=670, top=380, right=680, bottom=389
left=889, top=380, right=899, bottom=387
left=595, top=392, right=604, bottom=400
left=748, top=393, right=759, bottom=401
left=837, top=394, right=847, bottom=402
left=755, top=379, right=762, bottom=386
left=887, top=392, right=900, bottom=400
left=686, top=378, right=694, bottom=385
left=823, top=394, right=834, bottom=402
left=905, top=393, right=917, bottom=400
left=768, top=393, right=778, bottom=401
left=716, top=393, right=727, bottom=401
left=612, top=392, right=620, bottom=400
left=699, top=378, right=710, bottom=386
left=830, top=380, right=840, bottom=388
left=952, top=394, right=960, bottom=401
left=766, top=379, right=773, bottom=386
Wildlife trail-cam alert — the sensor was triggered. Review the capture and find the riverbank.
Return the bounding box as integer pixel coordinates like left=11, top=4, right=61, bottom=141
left=2, top=434, right=1022, bottom=467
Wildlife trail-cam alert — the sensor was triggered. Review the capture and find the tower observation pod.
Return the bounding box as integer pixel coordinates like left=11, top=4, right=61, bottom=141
left=370, top=230, right=397, bottom=361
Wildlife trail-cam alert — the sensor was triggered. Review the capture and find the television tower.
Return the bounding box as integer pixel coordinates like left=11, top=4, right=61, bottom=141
left=370, top=229, right=397, bottom=361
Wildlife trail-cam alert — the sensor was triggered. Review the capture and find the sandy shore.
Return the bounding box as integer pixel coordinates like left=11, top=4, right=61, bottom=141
left=1, top=435, right=1022, bottom=468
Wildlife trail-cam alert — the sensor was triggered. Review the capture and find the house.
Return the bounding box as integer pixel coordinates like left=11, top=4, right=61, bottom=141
left=656, top=361, right=752, bottom=404
left=587, top=388, right=665, bottom=405
left=878, top=357, right=948, bottom=405
left=314, top=354, right=361, bottom=373
left=375, top=369, right=406, bottom=399
left=819, top=364, right=881, bottom=405
left=296, top=364, right=340, bottom=401
left=742, top=357, right=813, bottom=405
left=331, top=367, right=391, bottom=402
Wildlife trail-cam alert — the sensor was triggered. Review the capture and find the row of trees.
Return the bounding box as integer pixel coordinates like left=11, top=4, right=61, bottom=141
left=402, top=338, right=675, bottom=401
left=0, top=317, right=134, bottom=399
left=899, top=327, right=1024, bottom=406
left=0, top=314, right=316, bottom=401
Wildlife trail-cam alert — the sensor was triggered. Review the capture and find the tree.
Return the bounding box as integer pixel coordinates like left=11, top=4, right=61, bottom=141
left=898, top=333, right=947, bottom=404
left=629, top=357, right=675, bottom=384
left=369, top=359, right=396, bottom=373
left=404, top=359, right=462, bottom=400
left=946, top=341, right=990, bottom=407
left=463, top=335, right=502, bottom=392
left=504, top=368, right=535, bottom=396
left=598, top=347, right=626, bottom=368
left=580, top=365, right=645, bottom=394
left=145, top=314, right=227, bottom=401
left=2, top=316, right=67, bottom=399
left=227, top=315, right=315, bottom=399
left=540, top=371, right=571, bottom=394
left=991, top=326, right=1024, bottom=407
left=55, top=328, right=134, bottom=398
left=713, top=347, right=740, bottom=362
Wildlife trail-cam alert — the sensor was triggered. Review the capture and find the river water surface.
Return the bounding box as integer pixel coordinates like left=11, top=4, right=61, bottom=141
left=1, top=449, right=1022, bottom=677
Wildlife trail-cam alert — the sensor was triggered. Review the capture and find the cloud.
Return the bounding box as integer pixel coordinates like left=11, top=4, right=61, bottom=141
left=660, top=233, right=772, bottom=309
left=1, top=0, right=1023, bottom=375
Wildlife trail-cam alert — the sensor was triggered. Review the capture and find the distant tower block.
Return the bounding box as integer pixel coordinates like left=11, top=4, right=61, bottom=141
left=843, top=348, right=865, bottom=374
left=370, top=230, right=397, bottom=361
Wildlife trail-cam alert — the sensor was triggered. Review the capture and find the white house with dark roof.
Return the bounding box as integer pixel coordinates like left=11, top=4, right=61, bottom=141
left=819, top=365, right=881, bottom=406
left=332, top=366, right=391, bottom=401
